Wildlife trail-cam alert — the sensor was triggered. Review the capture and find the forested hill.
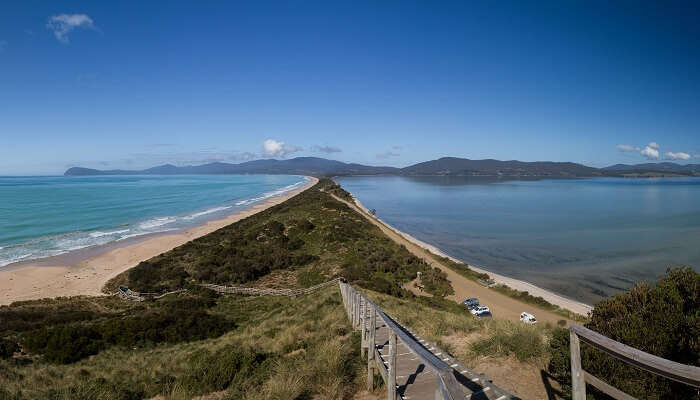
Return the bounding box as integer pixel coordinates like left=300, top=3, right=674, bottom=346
left=64, top=157, right=400, bottom=177
left=65, top=156, right=599, bottom=177
left=400, top=157, right=601, bottom=177
left=603, top=162, right=700, bottom=175
left=64, top=156, right=700, bottom=177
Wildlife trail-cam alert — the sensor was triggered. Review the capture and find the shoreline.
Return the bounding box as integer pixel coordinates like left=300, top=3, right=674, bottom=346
left=350, top=196, right=594, bottom=316
left=0, top=176, right=318, bottom=306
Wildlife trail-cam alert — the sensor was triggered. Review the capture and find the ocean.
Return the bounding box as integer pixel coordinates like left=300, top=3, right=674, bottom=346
left=336, top=175, right=700, bottom=304
left=0, top=174, right=308, bottom=267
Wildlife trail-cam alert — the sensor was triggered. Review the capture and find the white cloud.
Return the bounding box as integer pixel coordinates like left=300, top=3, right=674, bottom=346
left=665, top=151, right=691, bottom=161
left=640, top=145, right=660, bottom=160
left=46, top=14, right=95, bottom=43
left=648, top=142, right=659, bottom=149
left=263, top=139, right=302, bottom=158
left=616, top=144, right=638, bottom=152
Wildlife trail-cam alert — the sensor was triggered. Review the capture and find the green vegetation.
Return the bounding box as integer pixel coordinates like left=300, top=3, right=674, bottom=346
left=361, top=288, right=555, bottom=369
left=0, top=286, right=364, bottom=400
left=0, top=179, right=452, bottom=399
left=110, top=179, right=453, bottom=298
left=321, top=179, right=354, bottom=201
left=470, top=324, right=548, bottom=362
left=0, top=338, right=19, bottom=359
left=548, top=267, right=700, bottom=399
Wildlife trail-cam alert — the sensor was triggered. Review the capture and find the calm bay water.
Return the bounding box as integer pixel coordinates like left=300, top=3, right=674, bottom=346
left=336, top=176, right=700, bottom=304
left=0, top=174, right=308, bottom=267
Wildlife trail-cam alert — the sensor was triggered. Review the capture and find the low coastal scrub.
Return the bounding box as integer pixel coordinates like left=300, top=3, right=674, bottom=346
left=470, top=323, right=547, bottom=362
left=110, top=179, right=453, bottom=298
left=0, top=286, right=364, bottom=400
left=548, top=267, right=700, bottom=399
left=19, top=292, right=233, bottom=364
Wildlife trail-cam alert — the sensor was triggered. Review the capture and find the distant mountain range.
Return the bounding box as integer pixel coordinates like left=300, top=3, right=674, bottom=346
left=64, top=157, right=700, bottom=177
left=602, top=162, right=700, bottom=175
left=65, top=158, right=399, bottom=177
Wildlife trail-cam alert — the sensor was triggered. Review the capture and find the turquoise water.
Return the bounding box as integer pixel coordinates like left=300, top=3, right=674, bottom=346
left=0, top=175, right=308, bottom=267
left=336, top=176, right=700, bottom=303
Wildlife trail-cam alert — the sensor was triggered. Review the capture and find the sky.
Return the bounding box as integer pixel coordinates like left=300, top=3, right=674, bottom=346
left=1, top=1, right=700, bottom=175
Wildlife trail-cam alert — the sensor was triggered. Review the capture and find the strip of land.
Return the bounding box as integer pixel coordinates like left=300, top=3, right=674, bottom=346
left=331, top=193, right=593, bottom=321
left=0, top=177, right=318, bottom=306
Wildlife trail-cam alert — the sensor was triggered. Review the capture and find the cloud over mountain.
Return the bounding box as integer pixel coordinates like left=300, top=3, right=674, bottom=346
left=263, top=139, right=302, bottom=158
left=665, top=151, right=691, bottom=160
left=640, top=145, right=660, bottom=160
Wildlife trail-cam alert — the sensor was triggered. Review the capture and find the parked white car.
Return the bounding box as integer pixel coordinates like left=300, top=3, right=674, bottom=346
left=520, top=312, right=537, bottom=324
left=471, top=306, right=490, bottom=315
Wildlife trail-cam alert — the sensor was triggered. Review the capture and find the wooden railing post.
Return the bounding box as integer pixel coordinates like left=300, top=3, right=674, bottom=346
left=388, top=331, right=397, bottom=400
left=367, top=306, right=376, bottom=391
left=362, top=300, right=369, bottom=357
left=352, top=291, right=360, bottom=330
left=355, top=292, right=362, bottom=331
left=352, top=292, right=357, bottom=328
left=570, top=329, right=586, bottom=400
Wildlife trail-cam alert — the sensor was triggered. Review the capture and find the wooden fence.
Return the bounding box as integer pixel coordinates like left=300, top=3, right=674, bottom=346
left=340, top=281, right=516, bottom=400
left=115, top=278, right=342, bottom=302
left=569, top=323, right=700, bottom=400
left=115, top=285, right=187, bottom=302
left=201, top=277, right=342, bottom=297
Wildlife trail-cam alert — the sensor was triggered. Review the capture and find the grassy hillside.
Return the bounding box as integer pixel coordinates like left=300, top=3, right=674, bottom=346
left=0, top=286, right=363, bottom=400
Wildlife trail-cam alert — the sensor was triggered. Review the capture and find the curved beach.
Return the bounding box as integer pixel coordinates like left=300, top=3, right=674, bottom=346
left=0, top=177, right=318, bottom=306
left=350, top=196, right=594, bottom=316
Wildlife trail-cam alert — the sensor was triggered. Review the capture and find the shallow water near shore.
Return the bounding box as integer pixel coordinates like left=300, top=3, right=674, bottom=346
left=336, top=175, right=700, bottom=304
left=0, top=174, right=307, bottom=267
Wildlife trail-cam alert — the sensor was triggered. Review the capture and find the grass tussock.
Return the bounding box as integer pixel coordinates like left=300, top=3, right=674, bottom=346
left=0, top=286, right=364, bottom=400
left=470, top=323, right=548, bottom=362
left=362, top=289, right=553, bottom=365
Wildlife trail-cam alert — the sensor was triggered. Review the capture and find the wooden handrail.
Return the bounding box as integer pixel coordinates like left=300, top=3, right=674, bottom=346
left=358, top=291, right=465, bottom=400
left=569, top=323, right=700, bottom=400
left=339, top=281, right=516, bottom=400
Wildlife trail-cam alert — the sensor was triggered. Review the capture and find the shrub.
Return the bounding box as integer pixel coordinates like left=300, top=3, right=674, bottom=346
left=0, top=338, right=20, bottom=359
left=23, top=325, right=104, bottom=364
left=22, top=294, right=234, bottom=364
left=548, top=267, right=700, bottom=399
left=181, top=346, right=272, bottom=393
left=471, top=324, right=547, bottom=361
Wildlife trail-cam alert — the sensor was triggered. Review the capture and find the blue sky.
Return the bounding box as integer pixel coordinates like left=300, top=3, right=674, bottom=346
left=1, top=1, right=699, bottom=175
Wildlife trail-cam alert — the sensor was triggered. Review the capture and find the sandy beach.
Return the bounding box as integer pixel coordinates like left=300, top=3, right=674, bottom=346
left=0, top=177, right=318, bottom=306
left=347, top=196, right=594, bottom=316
